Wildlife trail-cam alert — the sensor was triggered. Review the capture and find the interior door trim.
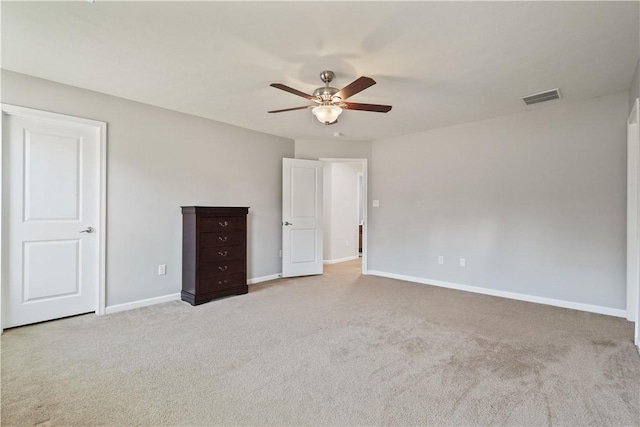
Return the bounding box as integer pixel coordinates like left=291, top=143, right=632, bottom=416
left=628, top=98, right=640, bottom=349
left=1, top=104, right=108, bottom=331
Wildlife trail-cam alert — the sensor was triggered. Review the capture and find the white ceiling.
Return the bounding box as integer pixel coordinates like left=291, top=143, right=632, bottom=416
left=2, top=1, right=639, bottom=142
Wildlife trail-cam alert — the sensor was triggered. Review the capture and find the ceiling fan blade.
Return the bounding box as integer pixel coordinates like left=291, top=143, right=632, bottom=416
left=270, top=83, right=314, bottom=100
left=335, top=76, right=376, bottom=100
left=344, top=102, right=392, bottom=113
left=268, top=105, right=313, bottom=113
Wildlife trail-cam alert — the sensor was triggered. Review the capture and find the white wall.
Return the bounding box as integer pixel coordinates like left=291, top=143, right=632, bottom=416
left=2, top=70, right=293, bottom=307
left=323, top=162, right=363, bottom=262
left=369, top=92, right=629, bottom=310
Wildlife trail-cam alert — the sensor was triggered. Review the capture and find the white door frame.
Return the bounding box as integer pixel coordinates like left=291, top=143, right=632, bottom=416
left=628, top=99, right=639, bottom=322
left=1, top=104, right=107, bottom=332
left=319, top=158, right=368, bottom=274
left=628, top=98, right=640, bottom=349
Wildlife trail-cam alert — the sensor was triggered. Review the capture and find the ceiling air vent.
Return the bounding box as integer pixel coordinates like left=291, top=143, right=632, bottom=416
left=522, top=88, right=561, bottom=106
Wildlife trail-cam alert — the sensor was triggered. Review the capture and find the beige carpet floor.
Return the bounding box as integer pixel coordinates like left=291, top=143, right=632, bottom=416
left=2, top=259, right=639, bottom=426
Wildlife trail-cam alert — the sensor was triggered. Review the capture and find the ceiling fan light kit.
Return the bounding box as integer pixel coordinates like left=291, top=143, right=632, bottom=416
left=268, top=70, right=392, bottom=125
left=312, top=104, right=342, bottom=125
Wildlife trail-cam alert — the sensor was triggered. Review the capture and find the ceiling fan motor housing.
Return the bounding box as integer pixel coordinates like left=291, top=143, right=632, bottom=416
left=313, top=86, right=341, bottom=103
left=315, top=70, right=342, bottom=103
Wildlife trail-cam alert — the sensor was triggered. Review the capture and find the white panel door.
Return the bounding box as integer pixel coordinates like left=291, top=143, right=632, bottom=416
left=3, top=108, right=103, bottom=328
left=282, top=158, right=323, bottom=277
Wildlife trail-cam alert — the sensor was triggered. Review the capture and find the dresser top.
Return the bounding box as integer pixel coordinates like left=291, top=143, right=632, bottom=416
left=181, top=206, right=249, bottom=215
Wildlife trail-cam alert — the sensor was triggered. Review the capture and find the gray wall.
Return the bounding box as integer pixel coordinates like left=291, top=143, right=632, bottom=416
left=369, top=92, right=629, bottom=309
left=631, top=59, right=640, bottom=113
left=2, top=70, right=293, bottom=307
left=295, top=139, right=371, bottom=161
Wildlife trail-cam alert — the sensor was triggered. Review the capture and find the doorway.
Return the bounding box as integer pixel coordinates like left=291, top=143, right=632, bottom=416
left=320, top=158, right=367, bottom=274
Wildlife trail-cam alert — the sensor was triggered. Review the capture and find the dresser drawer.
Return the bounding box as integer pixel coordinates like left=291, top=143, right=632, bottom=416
left=199, top=216, right=244, bottom=232
left=199, top=272, right=245, bottom=293
left=199, top=259, right=245, bottom=278
left=200, top=231, right=243, bottom=247
left=201, top=245, right=243, bottom=261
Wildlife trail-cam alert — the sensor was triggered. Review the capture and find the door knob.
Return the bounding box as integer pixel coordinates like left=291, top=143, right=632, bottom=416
left=79, top=227, right=94, bottom=234
left=283, top=221, right=293, bottom=226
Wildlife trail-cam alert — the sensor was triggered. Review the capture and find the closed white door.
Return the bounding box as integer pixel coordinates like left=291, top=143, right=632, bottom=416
left=282, top=158, right=323, bottom=277
left=2, top=106, right=105, bottom=328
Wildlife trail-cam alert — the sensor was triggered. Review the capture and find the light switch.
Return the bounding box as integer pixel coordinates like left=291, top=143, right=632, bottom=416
left=372, top=200, right=380, bottom=207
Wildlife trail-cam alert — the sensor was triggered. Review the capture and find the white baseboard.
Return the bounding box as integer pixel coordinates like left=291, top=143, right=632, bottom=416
left=248, top=273, right=281, bottom=285
left=367, top=270, right=627, bottom=318
left=324, top=255, right=359, bottom=265
left=105, top=274, right=282, bottom=313
left=105, top=293, right=181, bottom=314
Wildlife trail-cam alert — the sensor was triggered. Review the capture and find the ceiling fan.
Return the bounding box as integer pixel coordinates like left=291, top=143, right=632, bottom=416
left=268, top=70, right=392, bottom=125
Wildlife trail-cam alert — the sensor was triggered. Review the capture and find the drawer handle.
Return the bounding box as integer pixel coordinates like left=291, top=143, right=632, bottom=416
left=217, top=279, right=228, bottom=285
left=218, top=251, right=228, bottom=257
left=218, top=266, right=228, bottom=271
left=219, top=221, right=229, bottom=227
left=218, top=236, right=228, bottom=242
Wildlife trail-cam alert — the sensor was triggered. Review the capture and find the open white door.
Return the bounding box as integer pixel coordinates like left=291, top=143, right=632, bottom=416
left=2, top=105, right=106, bottom=328
left=282, top=158, right=323, bottom=277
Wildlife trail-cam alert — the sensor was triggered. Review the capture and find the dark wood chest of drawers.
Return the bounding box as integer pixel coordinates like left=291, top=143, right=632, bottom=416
left=181, top=206, right=249, bottom=305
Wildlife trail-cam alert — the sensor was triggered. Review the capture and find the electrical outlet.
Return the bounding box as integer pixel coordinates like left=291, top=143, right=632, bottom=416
left=158, top=264, right=166, bottom=275
left=460, top=258, right=466, bottom=267
left=438, top=256, right=444, bottom=265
